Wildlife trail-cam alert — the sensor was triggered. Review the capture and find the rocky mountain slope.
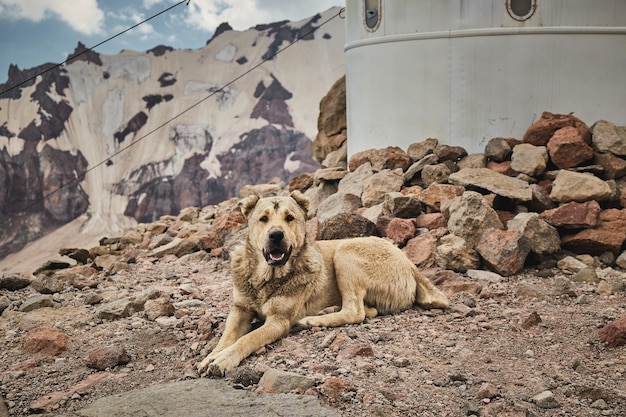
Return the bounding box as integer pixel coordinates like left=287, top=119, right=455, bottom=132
left=0, top=7, right=344, bottom=261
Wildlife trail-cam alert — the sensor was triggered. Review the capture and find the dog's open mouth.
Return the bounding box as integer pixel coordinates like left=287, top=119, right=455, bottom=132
left=264, top=247, right=291, bottom=266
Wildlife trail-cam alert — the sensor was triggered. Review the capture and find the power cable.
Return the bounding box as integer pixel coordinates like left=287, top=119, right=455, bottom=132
left=0, top=7, right=346, bottom=227
left=0, top=0, right=190, bottom=98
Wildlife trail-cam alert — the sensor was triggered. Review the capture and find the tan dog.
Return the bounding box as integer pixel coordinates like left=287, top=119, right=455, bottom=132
left=197, top=191, right=449, bottom=376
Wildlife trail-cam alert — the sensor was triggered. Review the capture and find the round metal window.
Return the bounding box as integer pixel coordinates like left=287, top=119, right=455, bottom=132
left=506, top=0, right=537, bottom=21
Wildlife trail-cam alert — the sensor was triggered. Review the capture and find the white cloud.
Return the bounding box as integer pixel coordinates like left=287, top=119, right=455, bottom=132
left=184, top=0, right=343, bottom=32
left=0, top=0, right=105, bottom=35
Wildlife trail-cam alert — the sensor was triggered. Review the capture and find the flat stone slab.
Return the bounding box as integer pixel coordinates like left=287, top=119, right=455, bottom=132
left=55, top=379, right=340, bottom=417
left=448, top=168, right=532, bottom=201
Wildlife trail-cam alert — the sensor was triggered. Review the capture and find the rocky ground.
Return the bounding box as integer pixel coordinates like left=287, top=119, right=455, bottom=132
left=1, top=247, right=625, bottom=417
left=3, top=110, right=626, bottom=416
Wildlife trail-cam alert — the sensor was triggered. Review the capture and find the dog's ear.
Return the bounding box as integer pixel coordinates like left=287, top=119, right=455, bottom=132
left=290, top=190, right=309, bottom=215
left=241, top=194, right=260, bottom=218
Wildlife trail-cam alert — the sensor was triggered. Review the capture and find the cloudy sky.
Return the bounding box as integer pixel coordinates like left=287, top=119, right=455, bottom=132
left=0, top=0, right=343, bottom=83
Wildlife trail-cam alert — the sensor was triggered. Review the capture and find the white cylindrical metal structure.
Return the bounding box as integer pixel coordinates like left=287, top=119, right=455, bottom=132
left=345, top=0, right=626, bottom=156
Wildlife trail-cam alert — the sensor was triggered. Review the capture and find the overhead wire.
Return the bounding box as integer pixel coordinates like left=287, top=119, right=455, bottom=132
left=0, top=0, right=190, bottom=98
left=0, top=7, right=346, bottom=227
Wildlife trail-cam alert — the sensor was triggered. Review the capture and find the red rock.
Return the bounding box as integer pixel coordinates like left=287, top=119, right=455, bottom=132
left=368, top=146, right=412, bottom=171
left=337, top=343, right=374, bottom=360
left=199, top=210, right=246, bottom=250
left=561, top=208, right=626, bottom=255
left=540, top=200, right=600, bottom=229
left=417, top=183, right=465, bottom=212
left=521, top=311, right=542, bottom=329
left=85, top=346, right=131, bottom=370
left=317, top=213, right=379, bottom=240
left=523, top=111, right=591, bottom=146
left=547, top=127, right=594, bottom=169
left=433, top=144, right=467, bottom=162
left=476, top=228, right=531, bottom=276
left=29, top=391, right=67, bottom=413
left=599, top=315, right=626, bottom=347
left=23, top=327, right=70, bottom=356
left=289, top=172, right=314, bottom=192
left=403, top=231, right=438, bottom=267
left=320, top=378, right=351, bottom=403
left=384, top=218, right=416, bottom=246
left=487, top=160, right=519, bottom=177
left=348, top=149, right=373, bottom=172
left=415, top=213, right=447, bottom=230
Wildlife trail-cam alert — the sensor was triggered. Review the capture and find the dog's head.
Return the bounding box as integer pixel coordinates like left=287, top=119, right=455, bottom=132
left=241, top=191, right=309, bottom=267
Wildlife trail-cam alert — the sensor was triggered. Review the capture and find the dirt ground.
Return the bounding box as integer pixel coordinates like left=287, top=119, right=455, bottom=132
left=1, top=252, right=625, bottom=417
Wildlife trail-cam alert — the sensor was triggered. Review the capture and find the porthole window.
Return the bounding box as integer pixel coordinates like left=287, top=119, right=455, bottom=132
left=363, top=0, right=381, bottom=31
left=506, top=0, right=536, bottom=21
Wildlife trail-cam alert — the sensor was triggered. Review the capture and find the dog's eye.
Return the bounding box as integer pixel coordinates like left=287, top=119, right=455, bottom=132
left=285, top=214, right=295, bottom=222
left=259, top=215, right=268, bottom=223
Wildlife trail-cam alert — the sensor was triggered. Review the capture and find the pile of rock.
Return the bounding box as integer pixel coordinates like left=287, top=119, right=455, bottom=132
left=298, top=111, right=626, bottom=278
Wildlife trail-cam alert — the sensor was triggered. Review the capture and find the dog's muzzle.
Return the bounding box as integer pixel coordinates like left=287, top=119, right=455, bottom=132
left=263, top=229, right=292, bottom=266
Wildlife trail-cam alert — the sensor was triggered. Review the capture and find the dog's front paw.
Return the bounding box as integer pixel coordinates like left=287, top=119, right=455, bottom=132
left=295, top=316, right=317, bottom=329
left=198, top=347, right=241, bottom=377
left=197, top=353, right=216, bottom=374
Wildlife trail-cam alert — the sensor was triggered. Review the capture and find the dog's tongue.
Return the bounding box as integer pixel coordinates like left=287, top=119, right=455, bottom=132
left=270, top=250, right=285, bottom=261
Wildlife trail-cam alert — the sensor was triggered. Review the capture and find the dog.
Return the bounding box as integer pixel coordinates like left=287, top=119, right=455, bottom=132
left=197, top=191, right=449, bottom=376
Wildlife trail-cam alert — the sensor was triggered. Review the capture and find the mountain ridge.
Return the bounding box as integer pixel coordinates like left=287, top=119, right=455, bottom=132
left=0, top=7, right=345, bottom=265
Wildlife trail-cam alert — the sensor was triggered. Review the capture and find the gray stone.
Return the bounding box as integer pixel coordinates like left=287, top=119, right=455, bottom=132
left=510, top=143, right=548, bottom=177
left=617, top=250, right=626, bottom=269
left=381, top=192, right=422, bottom=218
left=0, top=274, right=31, bottom=291
left=404, top=154, right=438, bottom=181
left=532, top=390, right=560, bottom=409
left=96, top=298, right=135, bottom=320
left=549, top=170, right=612, bottom=203
left=257, top=368, right=316, bottom=393
left=316, top=192, right=362, bottom=223
left=56, top=379, right=339, bottom=417
left=407, top=138, right=438, bottom=161
left=485, top=137, right=512, bottom=162
left=303, top=181, right=339, bottom=218
left=466, top=269, right=503, bottom=283
left=314, top=167, right=347, bottom=185
left=571, top=267, right=600, bottom=283
left=446, top=191, right=503, bottom=247
left=148, top=233, right=174, bottom=250
left=591, top=120, right=626, bottom=157
left=448, top=168, right=532, bottom=201
left=457, top=153, right=487, bottom=169
left=20, top=295, right=55, bottom=312
left=337, top=162, right=373, bottom=198
left=361, top=169, right=404, bottom=207
left=0, top=393, right=8, bottom=417
left=152, top=237, right=199, bottom=258
left=421, top=163, right=451, bottom=187
left=435, top=234, right=480, bottom=273
left=0, top=296, right=10, bottom=315
left=557, top=256, right=588, bottom=273
left=31, top=275, right=66, bottom=294
left=507, top=213, right=560, bottom=256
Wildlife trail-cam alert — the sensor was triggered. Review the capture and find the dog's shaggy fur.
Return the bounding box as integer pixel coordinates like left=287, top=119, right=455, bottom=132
left=197, top=191, right=449, bottom=376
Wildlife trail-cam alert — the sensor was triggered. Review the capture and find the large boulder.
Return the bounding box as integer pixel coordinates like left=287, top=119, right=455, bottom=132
left=312, top=76, right=346, bottom=163
left=446, top=191, right=504, bottom=247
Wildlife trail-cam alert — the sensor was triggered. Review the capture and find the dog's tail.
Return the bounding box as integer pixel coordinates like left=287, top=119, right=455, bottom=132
left=413, top=269, right=450, bottom=309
